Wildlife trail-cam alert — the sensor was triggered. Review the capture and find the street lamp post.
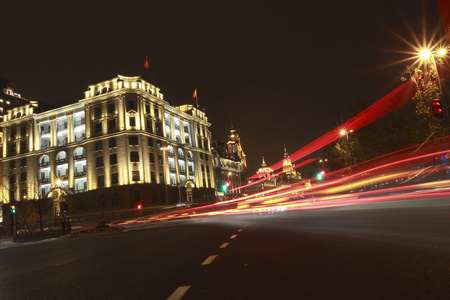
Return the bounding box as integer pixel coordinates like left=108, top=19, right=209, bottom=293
left=340, top=129, right=355, bottom=166
left=160, top=147, right=169, bottom=205
left=419, top=48, right=448, bottom=120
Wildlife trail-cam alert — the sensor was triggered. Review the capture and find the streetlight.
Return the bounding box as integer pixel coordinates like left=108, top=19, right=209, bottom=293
left=340, top=129, right=355, bottom=166
left=159, top=146, right=169, bottom=205
left=419, top=48, right=448, bottom=119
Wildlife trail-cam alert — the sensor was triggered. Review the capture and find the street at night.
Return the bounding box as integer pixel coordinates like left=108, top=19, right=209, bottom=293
left=1, top=197, right=450, bottom=299
left=2, top=1, right=450, bottom=299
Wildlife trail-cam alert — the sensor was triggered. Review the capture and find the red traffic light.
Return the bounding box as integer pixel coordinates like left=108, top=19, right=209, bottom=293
left=225, top=181, right=230, bottom=187
left=431, top=99, right=443, bottom=115
left=137, top=204, right=142, bottom=210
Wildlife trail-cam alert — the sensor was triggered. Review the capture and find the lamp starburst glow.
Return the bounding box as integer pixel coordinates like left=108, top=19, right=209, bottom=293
left=437, top=49, right=447, bottom=56
left=419, top=50, right=431, bottom=60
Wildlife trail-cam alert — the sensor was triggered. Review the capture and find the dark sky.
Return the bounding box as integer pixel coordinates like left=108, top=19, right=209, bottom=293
left=0, top=1, right=445, bottom=174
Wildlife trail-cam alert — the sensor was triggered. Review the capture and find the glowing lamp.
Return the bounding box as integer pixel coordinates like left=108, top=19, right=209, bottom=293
left=420, top=50, right=431, bottom=60
left=438, top=49, right=447, bottom=56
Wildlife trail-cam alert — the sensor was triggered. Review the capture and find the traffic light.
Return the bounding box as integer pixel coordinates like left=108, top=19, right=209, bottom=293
left=10, top=205, right=16, bottom=214
left=317, top=170, right=325, bottom=181
left=221, top=184, right=228, bottom=192
left=137, top=204, right=142, bottom=210
left=431, top=99, right=443, bottom=117
left=225, top=181, right=230, bottom=188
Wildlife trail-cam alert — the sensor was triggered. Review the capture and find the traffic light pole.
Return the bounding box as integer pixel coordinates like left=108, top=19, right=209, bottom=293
left=13, top=213, right=17, bottom=238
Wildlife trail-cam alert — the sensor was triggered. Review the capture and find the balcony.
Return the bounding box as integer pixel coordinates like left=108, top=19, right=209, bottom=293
left=74, top=118, right=85, bottom=127
left=57, top=124, right=68, bottom=131
left=74, top=154, right=86, bottom=160
left=40, top=161, right=50, bottom=167
left=75, top=171, right=87, bottom=177
left=39, top=177, right=50, bottom=183
left=56, top=158, right=68, bottom=164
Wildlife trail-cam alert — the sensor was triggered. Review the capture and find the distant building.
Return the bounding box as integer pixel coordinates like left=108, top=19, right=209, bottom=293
left=277, top=145, right=302, bottom=185
left=212, top=127, right=247, bottom=198
left=1, top=75, right=215, bottom=221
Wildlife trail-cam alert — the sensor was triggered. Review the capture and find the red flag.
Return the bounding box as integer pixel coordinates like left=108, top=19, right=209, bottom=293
left=143, top=56, right=150, bottom=69
left=192, top=89, right=197, bottom=98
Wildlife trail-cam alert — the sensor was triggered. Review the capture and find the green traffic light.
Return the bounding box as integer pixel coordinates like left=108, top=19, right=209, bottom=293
left=317, top=173, right=323, bottom=181
left=221, top=184, right=228, bottom=192
left=10, top=205, right=16, bottom=214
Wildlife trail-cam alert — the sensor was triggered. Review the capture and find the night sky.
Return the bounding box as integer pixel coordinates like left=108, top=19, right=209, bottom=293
left=0, top=1, right=445, bottom=174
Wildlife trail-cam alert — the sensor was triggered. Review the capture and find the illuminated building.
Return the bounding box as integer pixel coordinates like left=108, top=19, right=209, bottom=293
left=212, top=127, right=248, bottom=197
left=279, top=144, right=301, bottom=184
left=1, top=75, right=215, bottom=218
left=0, top=76, right=37, bottom=223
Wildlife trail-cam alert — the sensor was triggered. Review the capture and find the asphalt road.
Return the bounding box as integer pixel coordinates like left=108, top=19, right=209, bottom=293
left=1, top=198, right=450, bottom=300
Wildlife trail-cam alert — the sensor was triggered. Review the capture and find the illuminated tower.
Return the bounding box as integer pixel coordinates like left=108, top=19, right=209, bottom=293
left=282, top=144, right=294, bottom=174
left=226, top=127, right=247, bottom=170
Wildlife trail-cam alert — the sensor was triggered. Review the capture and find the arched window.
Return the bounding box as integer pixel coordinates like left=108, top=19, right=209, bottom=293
left=39, top=155, right=50, bottom=167
left=178, top=148, right=184, bottom=158
left=74, top=147, right=86, bottom=159
left=168, top=145, right=175, bottom=157
left=56, top=151, right=68, bottom=163
left=187, top=151, right=194, bottom=161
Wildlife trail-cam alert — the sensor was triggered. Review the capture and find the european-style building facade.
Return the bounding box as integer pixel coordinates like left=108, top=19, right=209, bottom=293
left=1, top=75, right=215, bottom=218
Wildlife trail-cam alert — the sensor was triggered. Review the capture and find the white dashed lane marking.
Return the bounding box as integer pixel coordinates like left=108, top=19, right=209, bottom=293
left=201, top=255, right=218, bottom=265
left=219, top=243, right=229, bottom=248
left=167, top=286, right=191, bottom=300
left=230, top=234, right=237, bottom=239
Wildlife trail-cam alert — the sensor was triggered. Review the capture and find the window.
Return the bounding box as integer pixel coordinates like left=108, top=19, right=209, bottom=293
left=128, top=100, right=135, bottom=111
left=158, top=155, right=163, bottom=165
left=108, top=119, right=116, bottom=131
left=96, top=156, right=104, bottom=167
left=21, top=126, right=27, bottom=136
left=130, top=117, right=136, bottom=127
left=108, top=103, right=115, bottom=114
left=146, top=119, right=152, bottom=133
left=130, top=151, right=139, bottom=162
left=159, top=173, right=164, bottom=184
left=149, top=153, right=155, bottom=163
left=20, top=158, right=26, bottom=167
left=132, top=171, right=140, bottom=181
left=109, top=138, right=116, bottom=148
left=95, top=122, right=102, bottom=133
left=9, top=143, right=16, bottom=156
left=95, top=141, right=103, bottom=151
left=20, top=172, right=27, bottom=182
left=154, top=108, right=159, bottom=118
left=111, top=173, right=119, bottom=184
left=11, top=160, right=16, bottom=168
left=20, top=141, right=27, bottom=154
left=148, top=138, right=153, bottom=147
left=145, top=104, right=150, bottom=113
left=98, top=175, right=105, bottom=187
left=129, top=136, right=138, bottom=145
left=10, top=129, right=16, bottom=139
left=110, top=154, right=118, bottom=165
left=94, top=106, right=101, bottom=117
left=151, top=171, right=156, bottom=182
left=156, top=140, right=161, bottom=149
